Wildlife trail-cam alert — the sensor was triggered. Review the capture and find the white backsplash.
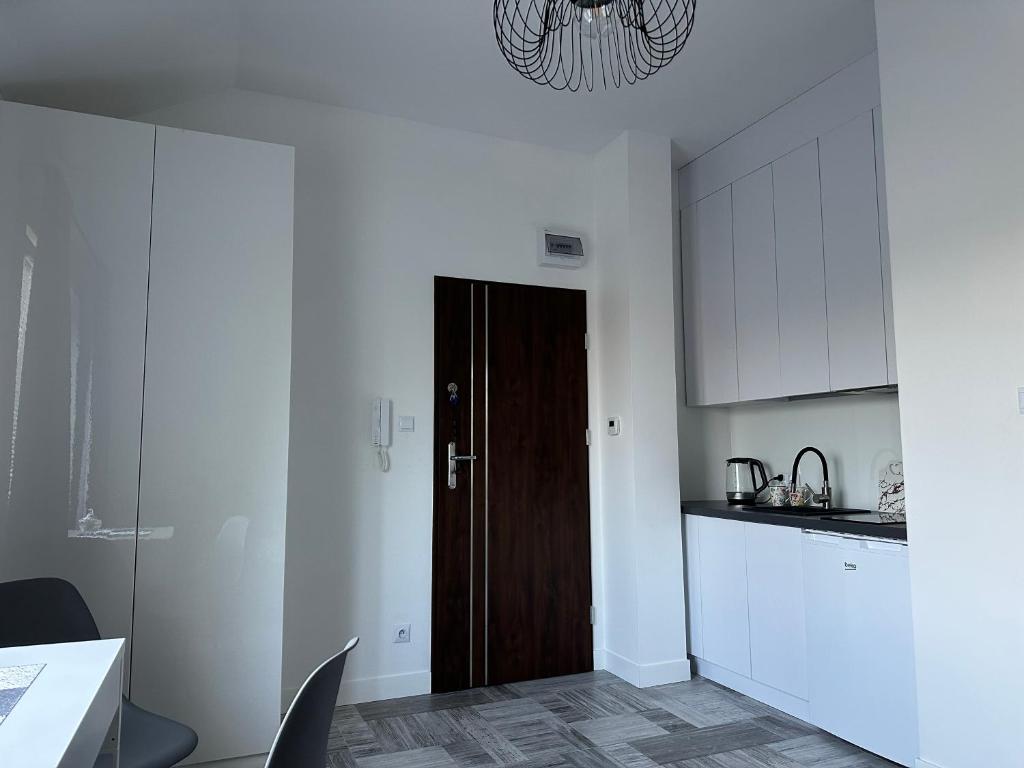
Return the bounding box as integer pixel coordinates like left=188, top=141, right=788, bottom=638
left=679, top=391, right=903, bottom=510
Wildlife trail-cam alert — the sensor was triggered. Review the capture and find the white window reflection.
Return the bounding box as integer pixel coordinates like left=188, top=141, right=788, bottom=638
left=7, top=254, right=34, bottom=504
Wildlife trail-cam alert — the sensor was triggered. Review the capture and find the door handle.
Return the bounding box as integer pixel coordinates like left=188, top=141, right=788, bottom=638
left=448, top=441, right=477, bottom=490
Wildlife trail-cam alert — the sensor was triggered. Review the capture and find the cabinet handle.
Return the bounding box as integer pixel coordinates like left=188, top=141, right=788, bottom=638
left=864, top=540, right=906, bottom=552
left=802, top=531, right=843, bottom=545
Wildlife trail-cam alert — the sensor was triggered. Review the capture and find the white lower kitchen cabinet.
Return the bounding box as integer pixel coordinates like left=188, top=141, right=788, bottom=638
left=745, top=524, right=808, bottom=700
left=682, top=515, right=704, bottom=660
left=683, top=516, right=810, bottom=720
left=693, top=517, right=750, bottom=677
left=684, top=513, right=918, bottom=763
left=803, top=532, right=918, bottom=767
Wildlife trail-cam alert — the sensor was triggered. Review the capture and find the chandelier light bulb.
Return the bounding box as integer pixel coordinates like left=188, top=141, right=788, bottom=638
left=581, top=6, right=616, bottom=40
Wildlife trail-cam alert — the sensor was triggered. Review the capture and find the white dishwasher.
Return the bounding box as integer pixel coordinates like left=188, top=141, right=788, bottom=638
left=802, top=531, right=918, bottom=767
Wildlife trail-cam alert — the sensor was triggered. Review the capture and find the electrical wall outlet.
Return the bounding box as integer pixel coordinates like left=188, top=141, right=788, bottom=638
left=393, top=623, right=411, bottom=643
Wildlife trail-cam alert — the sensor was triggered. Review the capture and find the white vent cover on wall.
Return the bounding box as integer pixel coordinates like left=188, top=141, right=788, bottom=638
left=538, top=230, right=585, bottom=269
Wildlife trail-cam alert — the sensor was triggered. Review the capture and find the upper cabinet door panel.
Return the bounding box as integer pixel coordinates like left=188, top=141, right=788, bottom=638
left=0, top=102, right=154, bottom=679
left=732, top=166, right=781, bottom=401
left=680, top=204, right=701, bottom=405
left=683, top=186, right=738, bottom=406
left=873, top=108, right=898, bottom=385
left=772, top=141, right=830, bottom=396
left=819, top=113, right=887, bottom=391
left=134, top=127, right=294, bottom=764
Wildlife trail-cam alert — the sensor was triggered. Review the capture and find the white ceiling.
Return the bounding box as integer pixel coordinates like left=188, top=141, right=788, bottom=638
left=0, top=1, right=877, bottom=160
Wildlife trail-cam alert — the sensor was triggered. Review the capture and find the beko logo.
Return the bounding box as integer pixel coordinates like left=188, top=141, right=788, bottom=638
left=844, top=561, right=857, bottom=571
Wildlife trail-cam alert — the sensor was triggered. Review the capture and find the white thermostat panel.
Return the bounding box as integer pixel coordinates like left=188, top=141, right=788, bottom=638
left=538, top=230, right=585, bottom=269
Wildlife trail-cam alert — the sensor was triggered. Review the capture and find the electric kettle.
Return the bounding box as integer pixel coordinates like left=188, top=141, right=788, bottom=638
left=725, top=457, right=769, bottom=504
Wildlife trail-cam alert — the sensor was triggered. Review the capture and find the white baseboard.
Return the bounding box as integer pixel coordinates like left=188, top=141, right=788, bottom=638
left=281, top=650, right=688, bottom=714
left=693, top=658, right=810, bottom=722
left=338, top=669, right=432, bottom=705
left=603, top=648, right=639, bottom=685
left=916, top=760, right=943, bottom=768
left=282, top=669, right=431, bottom=712
left=603, top=649, right=691, bottom=688
left=638, top=658, right=691, bottom=688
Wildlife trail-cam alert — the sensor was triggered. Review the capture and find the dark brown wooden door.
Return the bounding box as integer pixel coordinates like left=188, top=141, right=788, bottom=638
left=432, top=277, right=592, bottom=692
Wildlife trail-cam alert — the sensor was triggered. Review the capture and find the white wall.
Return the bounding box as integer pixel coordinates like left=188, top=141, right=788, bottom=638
left=142, top=89, right=604, bottom=703
left=874, top=3, right=1024, bottom=767
left=594, top=133, right=688, bottom=687
left=623, top=134, right=687, bottom=685
left=141, top=90, right=690, bottom=703
left=681, top=394, right=902, bottom=509
left=593, top=135, right=636, bottom=669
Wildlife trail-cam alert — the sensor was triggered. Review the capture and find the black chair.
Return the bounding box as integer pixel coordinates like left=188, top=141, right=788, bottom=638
left=0, top=577, right=198, bottom=768
left=265, top=637, right=359, bottom=768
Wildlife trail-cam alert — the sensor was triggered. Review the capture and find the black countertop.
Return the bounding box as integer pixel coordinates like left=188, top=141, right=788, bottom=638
left=682, top=500, right=907, bottom=541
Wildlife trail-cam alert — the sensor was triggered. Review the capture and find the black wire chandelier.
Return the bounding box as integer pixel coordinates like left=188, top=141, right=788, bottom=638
left=493, top=0, right=696, bottom=92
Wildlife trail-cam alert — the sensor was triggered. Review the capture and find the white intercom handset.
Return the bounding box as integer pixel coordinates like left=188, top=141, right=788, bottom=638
left=371, top=398, right=392, bottom=472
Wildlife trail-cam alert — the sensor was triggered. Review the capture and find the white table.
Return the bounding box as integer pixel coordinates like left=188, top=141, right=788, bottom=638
left=0, top=640, right=124, bottom=767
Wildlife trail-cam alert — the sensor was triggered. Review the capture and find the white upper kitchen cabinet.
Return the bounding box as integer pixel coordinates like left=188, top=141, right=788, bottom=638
left=681, top=186, right=738, bottom=405
left=132, top=127, right=294, bottom=764
left=873, top=107, right=898, bottom=385
left=732, top=166, right=782, bottom=401
left=772, top=141, right=830, bottom=396
left=695, top=516, right=750, bottom=677
left=745, top=524, right=808, bottom=700
left=819, top=112, right=888, bottom=391
left=678, top=54, right=896, bottom=406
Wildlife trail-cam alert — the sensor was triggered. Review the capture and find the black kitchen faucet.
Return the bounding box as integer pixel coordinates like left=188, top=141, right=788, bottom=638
left=791, top=446, right=833, bottom=509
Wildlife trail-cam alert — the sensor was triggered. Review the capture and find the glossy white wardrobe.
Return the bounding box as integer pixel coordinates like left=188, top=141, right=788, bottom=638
left=0, top=99, right=153, bottom=665
left=0, top=100, right=294, bottom=765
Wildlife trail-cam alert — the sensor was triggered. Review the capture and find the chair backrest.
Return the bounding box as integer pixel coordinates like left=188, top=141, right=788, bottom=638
left=0, top=577, right=101, bottom=648
left=265, top=637, right=359, bottom=768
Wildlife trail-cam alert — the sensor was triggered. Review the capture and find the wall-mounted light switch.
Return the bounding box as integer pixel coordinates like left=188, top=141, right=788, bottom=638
left=1018, top=388, right=1024, bottom=415
left=398, top=416, right=415, bottom=432
left=607, top=416, right=621, bottom=436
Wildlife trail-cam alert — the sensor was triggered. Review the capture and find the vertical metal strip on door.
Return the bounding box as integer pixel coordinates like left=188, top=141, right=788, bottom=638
left=468, top=285, right=474, bottom=687
left=484, top=284, right=490, bottom=685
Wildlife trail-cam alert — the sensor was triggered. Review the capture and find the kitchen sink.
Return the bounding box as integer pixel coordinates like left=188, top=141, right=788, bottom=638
left=741, top=505, right=871, bottom=517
